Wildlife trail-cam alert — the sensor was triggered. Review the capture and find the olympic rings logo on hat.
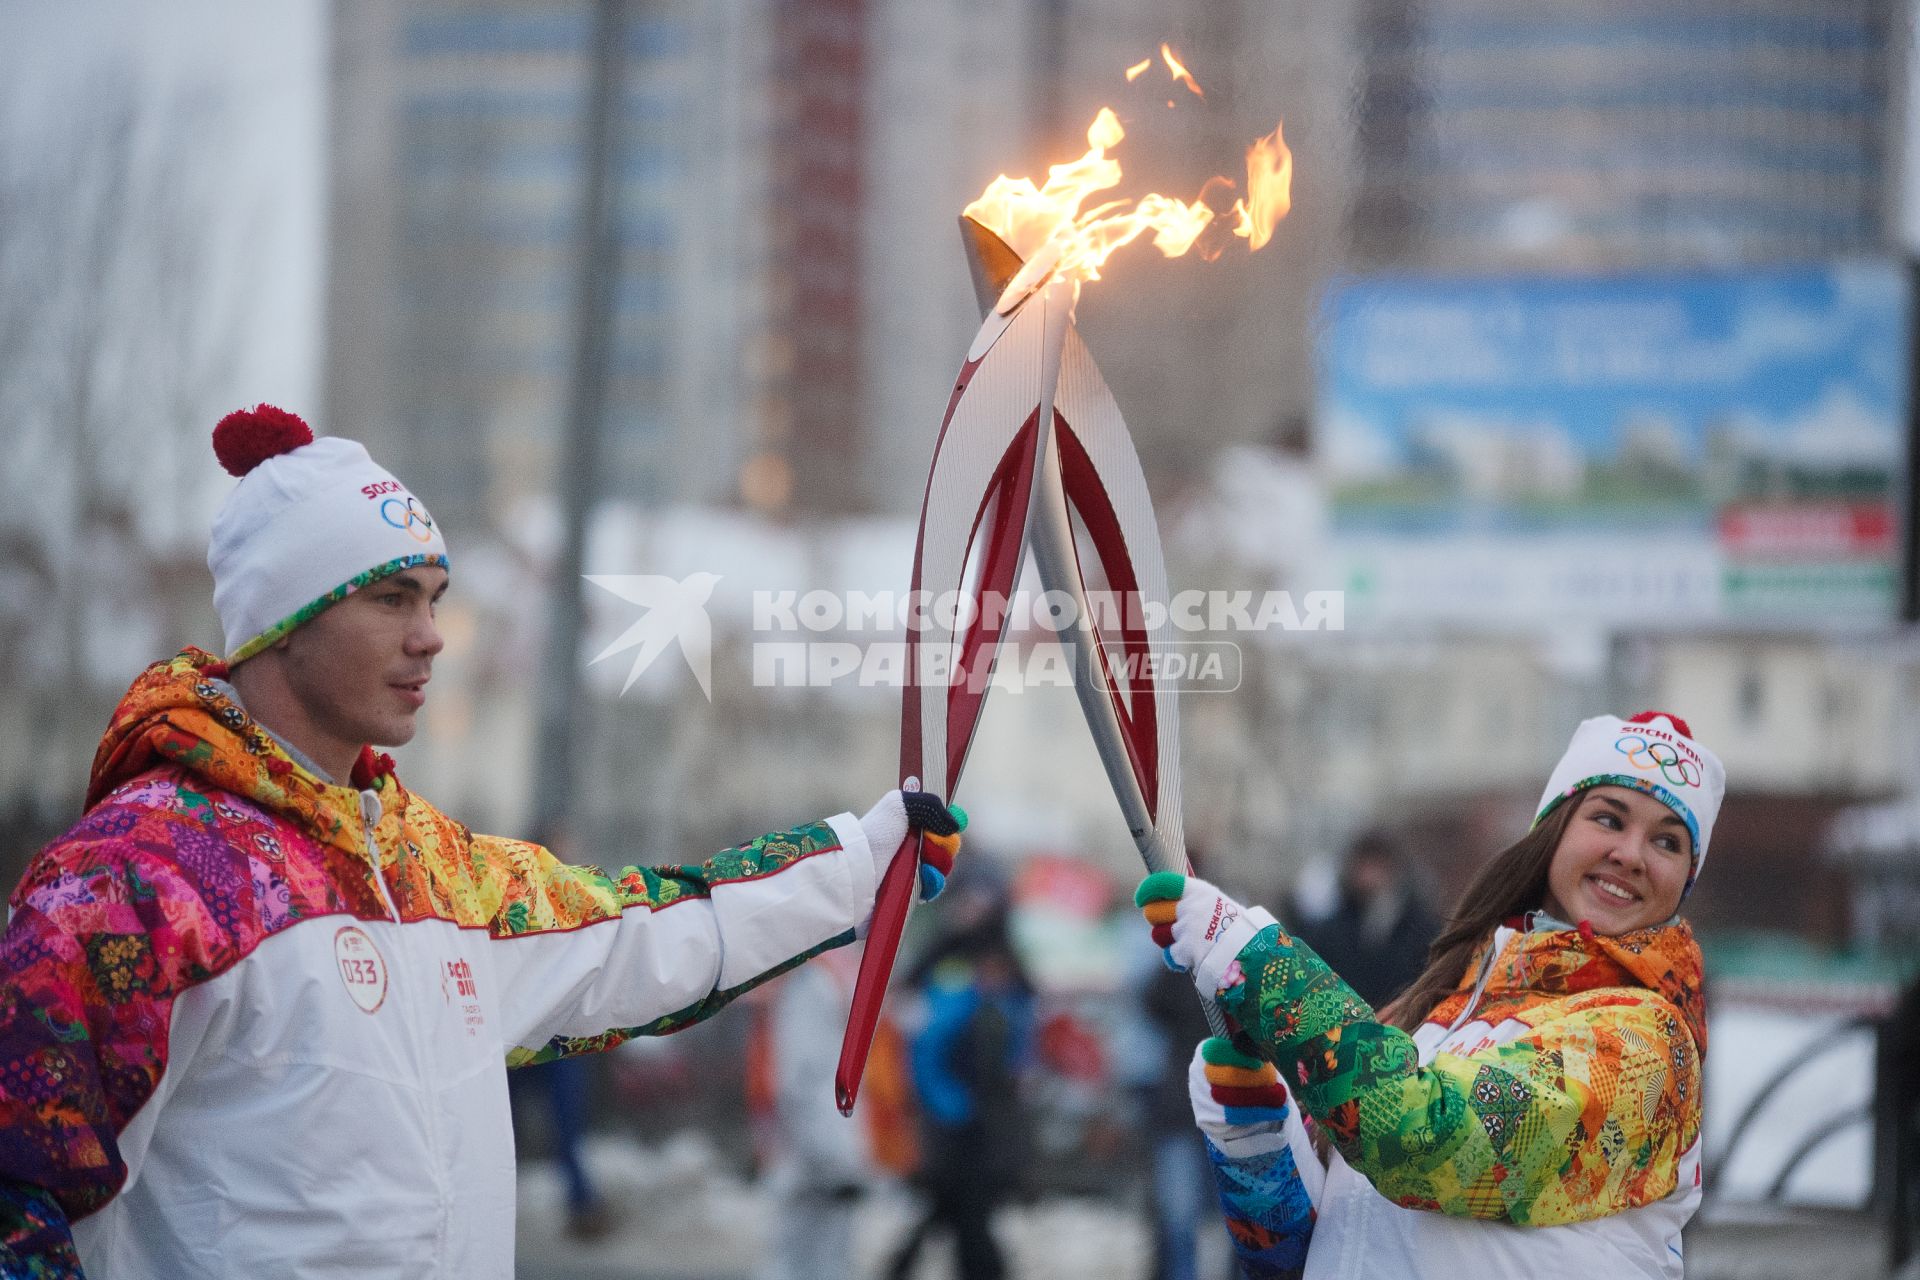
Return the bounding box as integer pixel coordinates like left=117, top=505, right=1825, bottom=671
left=380, top=496, right=435, bottom=543
left=1614, top=733, right=1701, bottom=788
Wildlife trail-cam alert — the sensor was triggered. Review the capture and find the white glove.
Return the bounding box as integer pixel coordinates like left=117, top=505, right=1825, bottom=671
left=858, top=791, right=909, bottom=876
left=858, top=790, right=964, bottom=904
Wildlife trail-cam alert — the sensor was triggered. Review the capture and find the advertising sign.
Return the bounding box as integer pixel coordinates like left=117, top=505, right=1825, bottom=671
left=1317, top=262, right=1910, bottom=627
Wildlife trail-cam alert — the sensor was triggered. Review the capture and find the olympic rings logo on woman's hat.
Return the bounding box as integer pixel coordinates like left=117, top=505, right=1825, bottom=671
left=1613, top=733, right=1702, bottom=789
left=1535, top=711, right=1726, bottom=897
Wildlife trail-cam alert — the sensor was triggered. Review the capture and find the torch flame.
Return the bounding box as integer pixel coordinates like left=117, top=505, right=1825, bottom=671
left=961, top=62, right=1291, bottom=302
left=1231, top=122, right=1292, bottom=251
left=1087, top=106, right=1125, bottom=152
left=1160, top=43, right=1204, bottom=97
left=1124, top=58, right=1151, bottom=81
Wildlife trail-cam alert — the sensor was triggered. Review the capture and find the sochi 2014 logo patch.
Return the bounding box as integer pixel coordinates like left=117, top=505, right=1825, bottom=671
left=334, top=925, right=390, bottom=1013
left=361, top=479, right=436, bottom=543
left=1613, top=731, right=1703, bottom=788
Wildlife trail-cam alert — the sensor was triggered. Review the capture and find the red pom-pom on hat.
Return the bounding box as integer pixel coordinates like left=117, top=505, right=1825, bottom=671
left=1628, top=709, right=1692, bottom=739
left=212, top=404, right=314, bottom=477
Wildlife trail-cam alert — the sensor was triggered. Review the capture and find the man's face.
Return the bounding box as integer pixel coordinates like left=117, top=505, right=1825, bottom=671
left=277, top=567, right=448, bottom=750
left=1542, top=786, right=1692, bottom=934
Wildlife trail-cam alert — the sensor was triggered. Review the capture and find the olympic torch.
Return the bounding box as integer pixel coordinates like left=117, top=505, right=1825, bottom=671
left=834, top=81, right=1293, bottom=1112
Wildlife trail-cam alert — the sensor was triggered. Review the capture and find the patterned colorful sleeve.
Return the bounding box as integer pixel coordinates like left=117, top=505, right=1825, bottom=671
left=1204, top=1135, right=1315, bottom=1279
left=0, top=793, right=263, bottom=1272
left=0, top=815, right=242, bottom=1274
left=0, top=1181, right=84, bottom=1277
left=1218, top=924, right=1699, bottom=1227
left=473, top=818, right=850, bottom=940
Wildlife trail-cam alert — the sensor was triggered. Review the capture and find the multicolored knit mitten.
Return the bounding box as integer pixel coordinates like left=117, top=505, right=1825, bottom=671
left=913, top=821, right=967, bottom=901
left=1136, top=870, right=1185, bottom=955
left=906, top=793, right=966, bottom=900
left=1197, top=1041, right=1320, bottom=1278
left=1192, top=1037, right=1291, bottom=1130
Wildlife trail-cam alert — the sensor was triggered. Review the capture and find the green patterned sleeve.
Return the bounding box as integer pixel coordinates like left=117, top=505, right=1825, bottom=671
left=475, top=819, right=851, bottom=938
left=1219, top=924, right=1697, bottom=1226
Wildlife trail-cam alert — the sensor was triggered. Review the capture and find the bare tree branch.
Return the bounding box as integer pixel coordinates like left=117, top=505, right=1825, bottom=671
left=0, top=67, right=257, bottom=815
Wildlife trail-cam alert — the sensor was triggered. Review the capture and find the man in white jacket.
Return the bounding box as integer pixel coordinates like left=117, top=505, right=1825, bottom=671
left=0, top=406, right=965, bottom=1278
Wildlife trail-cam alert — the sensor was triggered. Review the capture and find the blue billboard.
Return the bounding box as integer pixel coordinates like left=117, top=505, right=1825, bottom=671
left=1316, top=262, right=1909, bottom=626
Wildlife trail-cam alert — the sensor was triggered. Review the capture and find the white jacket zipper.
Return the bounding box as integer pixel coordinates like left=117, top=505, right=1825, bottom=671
left=1438, top=926, right=1509, bottom=1043
left=359, top=790, right=403, bottom=924
left=357, top=787, right=448, bottom=1270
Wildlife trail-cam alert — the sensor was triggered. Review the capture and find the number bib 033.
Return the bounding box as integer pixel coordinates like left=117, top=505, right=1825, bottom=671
left=333, top=924, right=390, bottom=1013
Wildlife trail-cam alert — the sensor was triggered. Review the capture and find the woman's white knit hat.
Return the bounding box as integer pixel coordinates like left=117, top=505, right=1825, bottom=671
left=1534, top=710, right=1725, bottom=896
left=207, top=405, right=450, bottom=663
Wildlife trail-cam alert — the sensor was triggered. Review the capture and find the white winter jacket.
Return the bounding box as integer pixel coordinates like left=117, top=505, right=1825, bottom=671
left=0, top=650, right=880, bottom=1279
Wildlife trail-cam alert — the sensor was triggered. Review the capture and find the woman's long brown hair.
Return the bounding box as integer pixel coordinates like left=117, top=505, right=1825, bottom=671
left=1376, top=798, right=1582, bottom=1032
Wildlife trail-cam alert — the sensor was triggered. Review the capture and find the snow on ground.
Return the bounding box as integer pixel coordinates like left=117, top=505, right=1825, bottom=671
left=516, top=1132, right=1152, bottom=1280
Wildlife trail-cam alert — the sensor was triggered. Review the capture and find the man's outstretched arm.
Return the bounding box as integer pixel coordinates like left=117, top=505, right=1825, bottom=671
left=468, top=792, right=964, bottom=1061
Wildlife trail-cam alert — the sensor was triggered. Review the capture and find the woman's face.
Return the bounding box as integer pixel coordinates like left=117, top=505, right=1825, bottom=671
left=1542, top=786, right=1692, bottom=934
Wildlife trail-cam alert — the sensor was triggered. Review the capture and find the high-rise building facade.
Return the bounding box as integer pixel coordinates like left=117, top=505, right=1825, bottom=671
left=327, top=0, right=1356, bottom=524
left=328, top=1, right=783, bottom=528
left=1351, top=0, right=1899, bottom=269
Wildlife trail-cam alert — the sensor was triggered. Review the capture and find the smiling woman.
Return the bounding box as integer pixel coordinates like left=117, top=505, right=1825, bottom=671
left=1545, top=788, right=1692, bottom=934
left=1136, top=710, right=1728, bottom=1279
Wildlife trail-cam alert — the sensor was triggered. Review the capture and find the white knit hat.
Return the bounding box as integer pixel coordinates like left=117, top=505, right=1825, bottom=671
left=207, top=405, right=450, bottom=663
left=1534, top=710, right=1726, bottom=895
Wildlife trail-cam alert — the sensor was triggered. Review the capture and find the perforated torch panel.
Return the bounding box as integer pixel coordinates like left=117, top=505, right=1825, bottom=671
left=907, top=283, right=1070, bottom=799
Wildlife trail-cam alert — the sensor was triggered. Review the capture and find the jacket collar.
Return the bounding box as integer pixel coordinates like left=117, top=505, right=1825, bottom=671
left=1436, top=917, right=1707, bottom=1057
left=87, top=647, right=398, bottom=857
